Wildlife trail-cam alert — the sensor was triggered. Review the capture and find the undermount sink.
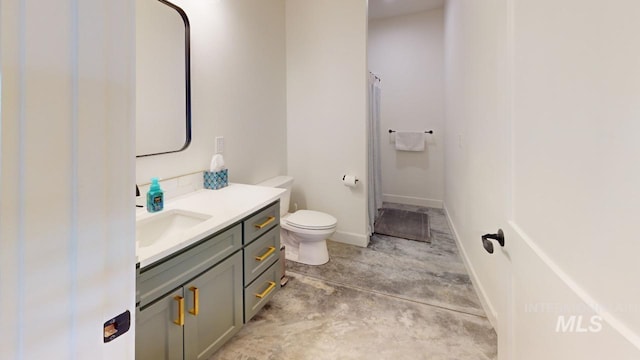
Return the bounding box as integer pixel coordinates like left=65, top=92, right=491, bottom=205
left=136, top=209, right=212, bottom=248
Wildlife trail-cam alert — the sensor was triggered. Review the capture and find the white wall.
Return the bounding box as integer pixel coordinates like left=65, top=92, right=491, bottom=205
left=445, top=0, right=640, bottom=357
left=1, top=0, right=136, bottom=358
left=368, top=9, right=445, bottom=208
left=286, top=0, right=369, bottom=246
left=136, top=0, right=287, bottom=186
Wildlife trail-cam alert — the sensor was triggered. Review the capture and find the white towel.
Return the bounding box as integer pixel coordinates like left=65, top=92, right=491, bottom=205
left=394, top=131, right=425, bottom=151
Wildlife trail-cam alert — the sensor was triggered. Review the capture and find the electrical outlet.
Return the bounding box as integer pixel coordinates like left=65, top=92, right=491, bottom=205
left=215, top=136, right=224, bottom=154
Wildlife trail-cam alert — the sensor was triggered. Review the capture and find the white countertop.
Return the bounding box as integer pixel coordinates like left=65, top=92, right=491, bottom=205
left=136, top=183, right=285, bottom=268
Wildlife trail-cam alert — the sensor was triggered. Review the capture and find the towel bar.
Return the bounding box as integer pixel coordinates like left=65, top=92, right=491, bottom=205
left=388, top=129, right=433, bottom=134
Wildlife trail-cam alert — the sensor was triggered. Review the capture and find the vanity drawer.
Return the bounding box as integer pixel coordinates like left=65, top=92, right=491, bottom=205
left=137, top=224, right=242, bottom=308
left=244, top=259, right=280, bottom=322
left=243, top=201, right=279, bottom=244
left=243, top=225, right=280, bottom=285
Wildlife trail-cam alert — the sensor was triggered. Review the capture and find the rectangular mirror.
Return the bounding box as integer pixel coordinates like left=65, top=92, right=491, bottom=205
left=136, top=0, right=191, bottom=157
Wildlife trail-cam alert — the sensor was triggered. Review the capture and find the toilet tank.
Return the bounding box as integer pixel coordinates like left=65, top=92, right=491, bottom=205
left=256, top=176, right=293, bottom=217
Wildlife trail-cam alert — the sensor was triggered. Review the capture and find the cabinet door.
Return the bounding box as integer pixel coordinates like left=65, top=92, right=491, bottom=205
left=184, top=252, right=243, bottom=360
left=136, top=288, right=184, bottom=360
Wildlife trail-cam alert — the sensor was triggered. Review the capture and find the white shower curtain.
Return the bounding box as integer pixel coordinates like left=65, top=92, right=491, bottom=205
left=367, top=72, right=383, bottom=234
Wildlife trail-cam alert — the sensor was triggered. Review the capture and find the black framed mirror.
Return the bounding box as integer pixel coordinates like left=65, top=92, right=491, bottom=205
left=136, top=0, right=191, bottom=157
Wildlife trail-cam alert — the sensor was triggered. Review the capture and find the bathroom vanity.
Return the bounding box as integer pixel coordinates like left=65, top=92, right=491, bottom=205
left=135, top=185, right=284, bottom=360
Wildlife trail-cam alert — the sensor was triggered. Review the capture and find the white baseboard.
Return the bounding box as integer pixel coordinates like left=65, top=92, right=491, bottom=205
left=443, top=203, right=498, bottom=328
left=330, top=230, right=369, bottom=248
left=444, top=204, right=640, bottom=354
left=383, top=194, right=443, bottom=209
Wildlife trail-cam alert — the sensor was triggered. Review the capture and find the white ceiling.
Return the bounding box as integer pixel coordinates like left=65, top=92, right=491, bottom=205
left=368, top=0, right=445, bottom=20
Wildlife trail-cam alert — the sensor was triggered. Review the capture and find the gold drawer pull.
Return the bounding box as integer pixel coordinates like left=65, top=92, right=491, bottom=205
left=188, top=287, right=199, bottom=316
left=255, top=281, right=277, bottom=299
left=254, top=216, right=275, bottom=229
left=255, top=246, right=276, bottom=262
left=174, top=296, right=184, bottom=326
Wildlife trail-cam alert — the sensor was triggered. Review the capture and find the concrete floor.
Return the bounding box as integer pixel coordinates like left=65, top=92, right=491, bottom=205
left=210, top=204, right=497, bottom=360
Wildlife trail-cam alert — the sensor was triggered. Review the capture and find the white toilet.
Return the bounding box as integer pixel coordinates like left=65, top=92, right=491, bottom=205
left=257, top=176, right=337, bottom=265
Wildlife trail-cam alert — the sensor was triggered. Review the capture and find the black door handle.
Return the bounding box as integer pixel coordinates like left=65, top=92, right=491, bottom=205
left=482, top=229, right=505, bottom=254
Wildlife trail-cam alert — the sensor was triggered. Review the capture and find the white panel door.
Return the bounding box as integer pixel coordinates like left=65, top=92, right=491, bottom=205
left=0, top=0, right=136, bottom=358
left=449, top=0, right=515, bottom=358
left=447, top=0, right=640, bottom=357
left=503, top=0, right=640, bottom=358
left=463, top=0, right=640, bottom=358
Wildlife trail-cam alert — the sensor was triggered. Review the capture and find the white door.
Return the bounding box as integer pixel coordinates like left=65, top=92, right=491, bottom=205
left=459, top=1, right=514, bottom=357
left=0, top=0, right=136, bottom=358
left=505, top=0, right=640, bottom=358
left=454, top=0, right=640, bottom=358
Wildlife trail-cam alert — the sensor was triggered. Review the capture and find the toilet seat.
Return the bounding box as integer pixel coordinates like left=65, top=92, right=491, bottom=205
left=284, top=210, right=337, bottom=231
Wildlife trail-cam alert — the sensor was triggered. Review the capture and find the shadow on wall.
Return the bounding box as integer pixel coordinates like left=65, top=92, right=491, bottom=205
left=290, top=185, right=307, bottom=211
left=395, top=151, right=430, bottom=171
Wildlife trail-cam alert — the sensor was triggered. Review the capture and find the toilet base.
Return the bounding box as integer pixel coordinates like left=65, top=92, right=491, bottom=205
left=284, top=239, right=329, bottom=266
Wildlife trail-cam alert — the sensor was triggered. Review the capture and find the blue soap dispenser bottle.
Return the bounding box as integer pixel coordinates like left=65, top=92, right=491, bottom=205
left=147, top=177, right=164, bottom=212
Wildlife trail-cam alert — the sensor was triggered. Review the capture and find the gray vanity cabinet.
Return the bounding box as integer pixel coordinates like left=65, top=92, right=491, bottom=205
left=136, top=252, right=243, bottom=360
left=136, top=223, right=243, bottom=360
left=242, top=203, right=281, bottom=323
left=184, top=252, right=243, bottom=359
left=136, top=201, right=281, bottom=360
left=136, top=288, right=183, bottom=360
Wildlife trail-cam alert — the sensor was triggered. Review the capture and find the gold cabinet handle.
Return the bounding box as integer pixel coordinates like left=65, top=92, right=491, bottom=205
left=255, top=246, right=276, bottom=262
left=254, top=216, right=275, bottom=229
left=174, top=296, right=184, bottom=326
left=255, top=281, right=277, bottom=299
left=188, top=287, right=199, bottom=316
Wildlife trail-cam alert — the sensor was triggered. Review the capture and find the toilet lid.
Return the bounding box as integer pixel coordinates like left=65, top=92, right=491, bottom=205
left=285, top=210, right=337, bottom=230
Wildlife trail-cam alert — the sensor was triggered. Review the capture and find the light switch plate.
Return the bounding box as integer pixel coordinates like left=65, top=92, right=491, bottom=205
left=216, top=136, right=224, bottom=154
